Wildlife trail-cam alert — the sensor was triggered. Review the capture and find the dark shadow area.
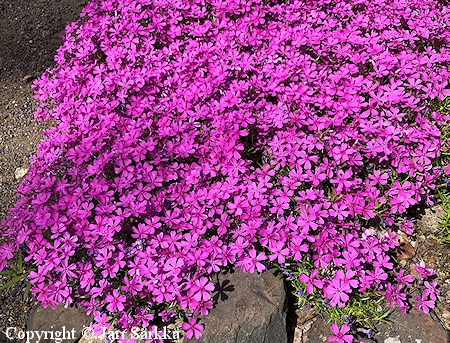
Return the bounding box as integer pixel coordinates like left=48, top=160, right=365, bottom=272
left=212, top=267, right=237, bottom=305
left=212, top=279, right=236, bottom=303
left=285, top=277, right=298, bottom=343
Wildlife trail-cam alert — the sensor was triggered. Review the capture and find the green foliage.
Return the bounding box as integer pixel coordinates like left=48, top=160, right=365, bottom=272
left=430, top=96, right=450, bottom=243
left=0, top=251, right=34, bottom=300
left=316, top=292, right=392, bottom=330
left=275, top=261, right=392, bottom=333
left=435, top=184, right=450, bottom=243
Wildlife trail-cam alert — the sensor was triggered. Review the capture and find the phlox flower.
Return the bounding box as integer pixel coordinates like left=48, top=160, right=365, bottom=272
left=242, top=249, right=267, bottom=273
left=358, top=273, right=373, bottom=292
left=415, top=292, right=435, bottom=314
left=368, top=170, right=389, bottom=186
left=330, top=169, right=354, bottom=194
left=373, top=254, right=394, bottom=270
left=268, top=241, right=289, bottom=264
left=289, top=235, right=309, bottom=261
left=299, top=269, right=324, bottom=294
left=182, top=318, right=204, bottom=340
left=190, top=277, right=215, bottom=302
left=324, top=276, right=352, bottom=308
left=424, top=281, right=440, bottom=300
left=105, top=289, right=126, bottom=312
left=328, top=323, right=353, bottom=343
left=385, top=283, right=407, bottom=309
left=414, top=261, right=435, bottom=278
left=335, top=270, right=359, bottom=289
left=91, top=311, right=110, bottom=335
left=394, top=269, right=414, bottom=287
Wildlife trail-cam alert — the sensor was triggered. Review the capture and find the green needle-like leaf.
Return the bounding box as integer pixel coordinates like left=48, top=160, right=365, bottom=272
left=17, top=251, right=23, bottom=271
left=0, top=275, right=24, bottom=291
left=23, top=283, right=33, bottom=301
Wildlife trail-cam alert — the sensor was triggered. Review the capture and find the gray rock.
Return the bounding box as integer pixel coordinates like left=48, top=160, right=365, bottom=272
left=306, top=306, right=450, bottom=343
left=186, top=269, right=287, bottom=343
left=435, top=300, right=450, bottom=332
left=292, top=307, right=318, bottom=343
left=26, top=304, right=93, bottom=343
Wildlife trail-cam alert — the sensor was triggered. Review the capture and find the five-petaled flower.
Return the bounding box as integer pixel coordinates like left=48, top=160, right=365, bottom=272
left=328, top=323, right=353, bottom=343
left=182, top=318, right=204, bottom=340
left=299, top=269, right=325, bottom=294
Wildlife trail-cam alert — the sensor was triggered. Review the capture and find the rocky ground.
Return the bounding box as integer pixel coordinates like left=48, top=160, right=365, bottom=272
left=1, top=1, right=450, bottom=343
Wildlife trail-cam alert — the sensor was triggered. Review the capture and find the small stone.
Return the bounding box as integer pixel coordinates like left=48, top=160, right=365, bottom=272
left=22, top=75, right=34, bottom=83
left=396, top=232, right=415, bottom=260
left=293, top=307, right=317, bottom=343
left=14, top=166, right=29, bottom=180
left=293, top=327, right=303, bottom=343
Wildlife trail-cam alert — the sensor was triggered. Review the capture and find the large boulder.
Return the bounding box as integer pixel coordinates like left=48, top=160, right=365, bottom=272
left=186, top=269, right=287, bottom=343
left=26, top=304, right=92, bottom=343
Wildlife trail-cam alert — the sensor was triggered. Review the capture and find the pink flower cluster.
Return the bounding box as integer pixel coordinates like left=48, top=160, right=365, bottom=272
left=1, top=0, right=450, bottom=340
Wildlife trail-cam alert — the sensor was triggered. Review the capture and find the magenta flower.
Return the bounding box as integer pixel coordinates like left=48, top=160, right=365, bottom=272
left=328, top=323, right=353, bottom=343
left=299, top=269, right=324, bottom=294
left=330, top=169, right=354, bottom=194
left=324, top=277, right=352, bottom=308
left=242, top=249, right=267, bottom=273
left=289, top=236, right=309, bottom=261
left=182, top=318, right=204, bottom=340
left=424, top=281, right=440, bottom=300
left=385, top=283, right=407, bottom=309
left=190, top=277, right=215, bottom=302
left=394, top=270, right=414, bottom=287
left=368, top=170, right=389, bottom=186
left=105, top=289, right=126, bottom=312
left=373, top=254, right=394, bottom=270
left=268, top=241, right=289, bottom=264
left=415, top=292, right=435, bottom=314
left=414, top=261, right=436, bottom=278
